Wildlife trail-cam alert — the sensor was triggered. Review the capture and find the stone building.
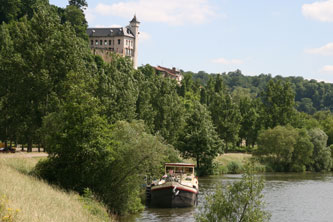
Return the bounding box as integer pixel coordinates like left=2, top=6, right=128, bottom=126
left=86, top=16, right=140, bottom=69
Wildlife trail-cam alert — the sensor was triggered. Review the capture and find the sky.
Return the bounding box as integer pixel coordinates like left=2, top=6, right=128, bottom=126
left=49, top=0, right=333, bottom=82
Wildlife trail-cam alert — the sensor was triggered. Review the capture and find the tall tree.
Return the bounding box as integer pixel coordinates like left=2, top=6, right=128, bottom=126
left=210, top=93, right=241, bottom=150
left=238, top=97, right=260, bottom=147
left=0, top=3, right=93, bottom=150
left=136, top=66, right=185, bottom=145
left=96, top=54, right=138, bottom=124
left=178, top=101, right=222, bottom=175
left=63, top=5, right=88, bottom=40
left=261, top=80, right=296, bottom=129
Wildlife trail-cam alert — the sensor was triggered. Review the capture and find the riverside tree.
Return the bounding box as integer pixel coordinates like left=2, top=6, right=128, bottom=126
left=256, top=126, right=331, bottom=172
left=308, top=128, right=332, bottom=171
left=256, top=125, right=298, bottom=171
left=196, top=165, right=270, bottom=222
left=36, top=67, right=180, bottom=214
left=100, top=120, right=180, bottom=214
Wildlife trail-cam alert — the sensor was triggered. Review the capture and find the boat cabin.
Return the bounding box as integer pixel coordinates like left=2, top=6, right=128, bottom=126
left=165, top=163, right=195, bottom=177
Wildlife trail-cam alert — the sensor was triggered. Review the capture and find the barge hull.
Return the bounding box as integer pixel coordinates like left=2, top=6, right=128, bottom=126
left=150, top=185, right=197, bottom=208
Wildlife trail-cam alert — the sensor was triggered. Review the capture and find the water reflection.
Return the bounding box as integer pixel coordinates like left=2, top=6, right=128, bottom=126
left=123, top=173, right=333, bottom=222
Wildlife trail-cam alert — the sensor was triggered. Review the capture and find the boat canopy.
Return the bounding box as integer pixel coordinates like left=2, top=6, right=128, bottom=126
left=165, top=163, right=195, bottom=175
left=165, top=163, right=195, bottom=167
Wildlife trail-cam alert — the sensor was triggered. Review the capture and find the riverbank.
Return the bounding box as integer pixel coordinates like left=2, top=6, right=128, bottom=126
left=0, top=155, right=114, bottom=222
left=213, top=153, right=265, bottom=174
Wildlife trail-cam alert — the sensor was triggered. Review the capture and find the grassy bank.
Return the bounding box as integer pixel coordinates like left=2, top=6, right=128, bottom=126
left=213, top=153, right=265, bottom=174
left=0, top=155, right=113, bottom=222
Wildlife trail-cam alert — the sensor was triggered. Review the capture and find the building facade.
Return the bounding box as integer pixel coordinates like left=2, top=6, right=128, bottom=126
left=86, top=16, right=140, bottom=69
left=154, top=66, right=183, bottom=84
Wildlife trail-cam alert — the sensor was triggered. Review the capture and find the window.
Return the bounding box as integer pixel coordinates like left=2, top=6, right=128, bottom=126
left=118, top=39, right=121, bottom=45
left=104, top=40, right=107, bottom=45
left=100, top=40, right=102, bottom=45
left=95, top=40, right=98, bottom=45
left=91, top=40, right=93, bottom=45
left=109, top=40, right=112, bottom=45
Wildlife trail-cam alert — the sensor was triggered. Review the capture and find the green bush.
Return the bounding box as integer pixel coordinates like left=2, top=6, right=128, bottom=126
left=213, top=164, right=229, bottom=175
left=196, top=165, right=270, bottom=222
left=227, top=161, right=243, bottom=174
left=290, top=164, right=306, bottom=172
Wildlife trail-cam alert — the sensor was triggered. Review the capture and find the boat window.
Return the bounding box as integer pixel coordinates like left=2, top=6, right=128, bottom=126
left=175, top=167, right=183, bottom=173
left=184, top=167, right=193, bottom=174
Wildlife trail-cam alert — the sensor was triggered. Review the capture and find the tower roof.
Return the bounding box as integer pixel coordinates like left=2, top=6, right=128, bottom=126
left=130, top=15, right=140, bottom=24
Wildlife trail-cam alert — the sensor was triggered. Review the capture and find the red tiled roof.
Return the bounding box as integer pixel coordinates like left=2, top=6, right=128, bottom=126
left=154, top=66, right=180, bottom=77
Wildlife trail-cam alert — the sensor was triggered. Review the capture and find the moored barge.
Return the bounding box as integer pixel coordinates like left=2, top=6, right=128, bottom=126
left=147, top=163, right=198, bottom=208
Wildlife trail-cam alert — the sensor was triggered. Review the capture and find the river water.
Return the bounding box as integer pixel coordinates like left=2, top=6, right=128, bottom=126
left=122, top=173, right=333, bottom=222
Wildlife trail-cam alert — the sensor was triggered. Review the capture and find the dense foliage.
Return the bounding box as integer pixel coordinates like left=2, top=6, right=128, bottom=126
left=190, top=69, right=333, bottom=114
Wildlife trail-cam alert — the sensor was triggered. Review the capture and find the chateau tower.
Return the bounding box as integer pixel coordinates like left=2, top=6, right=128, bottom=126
left=129, top=15, right=140, bottom=69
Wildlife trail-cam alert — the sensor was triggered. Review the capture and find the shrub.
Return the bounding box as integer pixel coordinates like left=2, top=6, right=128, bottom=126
left=213, top=164, right=229, bottom=175
left=227, top=161, right=243, bottom=174
left=290, top=164, right=306, bottom=172
left=196, top=165, right=270, bottom=222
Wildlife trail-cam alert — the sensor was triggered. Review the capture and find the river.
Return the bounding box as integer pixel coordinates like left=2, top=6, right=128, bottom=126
left=122, top=173, right=333, bottom=222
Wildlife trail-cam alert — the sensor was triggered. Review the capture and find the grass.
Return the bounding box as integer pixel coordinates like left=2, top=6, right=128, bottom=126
left=0, top=156, right=114, bottom=222
left=213, top=153, right=265, bottom=174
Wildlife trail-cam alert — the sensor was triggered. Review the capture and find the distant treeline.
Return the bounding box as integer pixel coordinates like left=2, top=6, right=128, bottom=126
left=186, top=69, right=333, bottom=114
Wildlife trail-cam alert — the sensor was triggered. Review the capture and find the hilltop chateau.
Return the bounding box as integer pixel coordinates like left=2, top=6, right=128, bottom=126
left=87, top=15, right=140, bottom=69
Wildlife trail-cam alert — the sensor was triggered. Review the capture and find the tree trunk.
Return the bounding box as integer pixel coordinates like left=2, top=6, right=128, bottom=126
left=21, top=144, right=24, bottom=151
left=225, top=139, right=228, bottom=152
left=28, top=141, right=32, bottom=152
left=38, top=144, right=40, bottom=152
